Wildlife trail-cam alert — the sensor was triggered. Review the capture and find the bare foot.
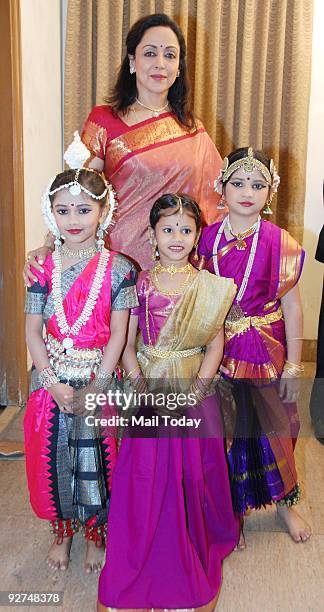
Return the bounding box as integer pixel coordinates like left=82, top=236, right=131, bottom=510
left=84, top=539, right=105, bottom=574
left=277, top=505, right=312, bottom=542
left=46, top=536, right=72, bottom=571
left=234, top=518, right=246, bottom=551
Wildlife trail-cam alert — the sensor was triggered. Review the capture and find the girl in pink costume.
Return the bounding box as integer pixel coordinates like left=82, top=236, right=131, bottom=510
left=98, top=194, right=239, bottom=612
left=24, top=168, right=138, bottom=573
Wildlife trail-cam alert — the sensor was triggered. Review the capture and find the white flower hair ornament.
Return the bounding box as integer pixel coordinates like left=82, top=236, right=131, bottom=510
left=64, top=130, right=91, bottom=169
left=269, top=158, right=280, bottom=193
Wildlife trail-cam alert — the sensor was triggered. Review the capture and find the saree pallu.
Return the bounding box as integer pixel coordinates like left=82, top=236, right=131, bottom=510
left=24, top=252, right=117, bottom=525
left=98, top=271, right=239, bottom=610
left=82, top=106, right=222, bottom=270
left=198, top=220, right=305, bottom=513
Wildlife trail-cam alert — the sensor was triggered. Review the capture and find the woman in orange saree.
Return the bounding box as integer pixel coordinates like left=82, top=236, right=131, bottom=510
left=24, top=13, right=222, bottom=279
left=81, top=104, right=221, bottom=270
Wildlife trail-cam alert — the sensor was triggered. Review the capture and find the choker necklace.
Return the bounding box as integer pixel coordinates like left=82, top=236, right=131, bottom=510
left=61, top=243, right=98, bottom=259
left=135, top=97, right=169, bottom=117
left=154, top=262, right=192, bottom=276
left=226, top=217, right=260, bottom=251
left=151, top=263, right=194, bottom=296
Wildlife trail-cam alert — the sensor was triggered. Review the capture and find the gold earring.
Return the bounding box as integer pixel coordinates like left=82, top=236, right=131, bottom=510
left=151, top=242, right=159, bottom=261
left=217, top=195, right=226, bottom=210
left=192, top=230, right=201, bottom=261
left=263, top=196, right=273, bottom=215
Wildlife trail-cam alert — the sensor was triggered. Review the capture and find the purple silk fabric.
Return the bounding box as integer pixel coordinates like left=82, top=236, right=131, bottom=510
left=98, top=272, right=239, bottom=608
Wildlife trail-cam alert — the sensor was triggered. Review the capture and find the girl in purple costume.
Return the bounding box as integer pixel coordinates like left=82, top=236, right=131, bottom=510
left=98, top=194, right=239, bottom=611
left=198, top=147, right=312, bottom=547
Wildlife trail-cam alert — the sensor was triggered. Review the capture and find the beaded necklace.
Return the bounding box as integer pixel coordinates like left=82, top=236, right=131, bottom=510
left=212, top=215, right=261, bottom=303
left=52, top=249, right=110, bottom=349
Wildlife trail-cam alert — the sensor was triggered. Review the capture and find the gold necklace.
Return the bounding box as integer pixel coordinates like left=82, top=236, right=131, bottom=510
left=145, top=278, right=153, bottom=345
left=135, top=97, right=169, bottom=117
left=226, top=217, right=260, bottom=251
left=61, top=243, right=98, bottom=259
left=154, top=262, right=193, bottom=276
left=151, top=264, right=194, bottom=296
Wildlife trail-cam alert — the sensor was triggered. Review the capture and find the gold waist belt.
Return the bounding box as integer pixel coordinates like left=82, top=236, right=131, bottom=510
left=225, top=306, right=283, bottom=340
left=46, top=334, right=103, bottom=386
left=142, top=344, right=203, bottom=361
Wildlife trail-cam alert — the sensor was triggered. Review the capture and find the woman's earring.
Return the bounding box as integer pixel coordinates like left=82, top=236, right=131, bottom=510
left=130, top=65, right=136, bottom=75
left=176, top=70, right=180, bottom=77
left=217, top=195, right=226, bottom=210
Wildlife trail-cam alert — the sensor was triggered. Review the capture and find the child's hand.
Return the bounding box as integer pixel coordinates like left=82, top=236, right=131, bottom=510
left=48, top=382, right=74, bottom=413
left=279, top=371, right=300, bottom=403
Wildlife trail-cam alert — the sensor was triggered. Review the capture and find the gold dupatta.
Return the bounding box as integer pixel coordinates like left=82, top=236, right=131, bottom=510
left=137, top=270, right=236, bottom=384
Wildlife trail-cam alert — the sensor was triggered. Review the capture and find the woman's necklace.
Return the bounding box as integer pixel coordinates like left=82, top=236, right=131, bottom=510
left=135, top=97, right=169, bottom=118
left=52, top=248, right=110, bottom=349
left=61, top=243, right=98, bottom=259
left=151, top=263, right=194, bottom=296
left=212, top=215, right=261, bottom=303
left=226, top=217, right=260, bottom=251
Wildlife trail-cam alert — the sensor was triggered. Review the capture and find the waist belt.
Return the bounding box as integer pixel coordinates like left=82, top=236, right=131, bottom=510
left=141, top=344, right=203, bottom=361
left=46, top=334, right=103, bottom=387
left=225, top=306, right=283, bottom=340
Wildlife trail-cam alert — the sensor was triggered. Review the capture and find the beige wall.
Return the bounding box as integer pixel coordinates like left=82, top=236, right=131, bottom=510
left=20, top=0, right=323, bottom=340
left=300, top=0, right=324, bottom=339
left=21, top=0, right=62, bottom=254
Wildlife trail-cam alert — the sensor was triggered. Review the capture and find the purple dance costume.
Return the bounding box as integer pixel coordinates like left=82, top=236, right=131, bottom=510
left=98, top=270, right=239, bottom=610
left=199, top=219, right=305, bottom=514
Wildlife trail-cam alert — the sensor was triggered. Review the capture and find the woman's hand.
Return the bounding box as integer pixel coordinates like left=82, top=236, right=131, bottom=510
left=48, top=382, right=74, bottom=413
left=23, top=247, right=50, bottom=286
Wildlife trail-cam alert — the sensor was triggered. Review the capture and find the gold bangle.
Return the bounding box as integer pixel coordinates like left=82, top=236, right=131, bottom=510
left=286, top=338, right=304, bottom=342
left=285, top=360, right=304, bottom=371
left=126, top=366, right=141, bottom=379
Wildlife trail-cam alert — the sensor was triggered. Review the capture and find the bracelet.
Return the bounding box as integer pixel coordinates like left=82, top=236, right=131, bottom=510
left=286, top=338, right=304, bottom=342
left=285, top=360, right=304, bottom=370
left=39, top=366, right=59, bottom=390
left=283, top=361, right=305, bottom=377
left=93, top=367, right=113, bottom=392
left=126, top=366, right=141, bottom=380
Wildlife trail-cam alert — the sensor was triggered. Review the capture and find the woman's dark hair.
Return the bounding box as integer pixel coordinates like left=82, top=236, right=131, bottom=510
left=108, top=13, right=195, bottom=129
left=224, top=147, right=271, bottom=183
left=49, top=169, right=107, bottom=207
left=149, top=193, right=201, bottom=231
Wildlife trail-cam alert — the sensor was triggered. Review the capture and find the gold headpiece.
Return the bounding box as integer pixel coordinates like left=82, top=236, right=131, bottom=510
left=214, top=147, right=280, bottom=194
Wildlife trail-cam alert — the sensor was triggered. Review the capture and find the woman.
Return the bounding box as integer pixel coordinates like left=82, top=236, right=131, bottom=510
left=24, top=13, right=222, bottom=281
left=310, top=224, right=324, bottom=444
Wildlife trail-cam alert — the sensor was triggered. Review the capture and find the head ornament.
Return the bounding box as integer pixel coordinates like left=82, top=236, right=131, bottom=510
left=214, top=147, right=280, bottom=195
left=42, top=130, right=117, bottom=250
